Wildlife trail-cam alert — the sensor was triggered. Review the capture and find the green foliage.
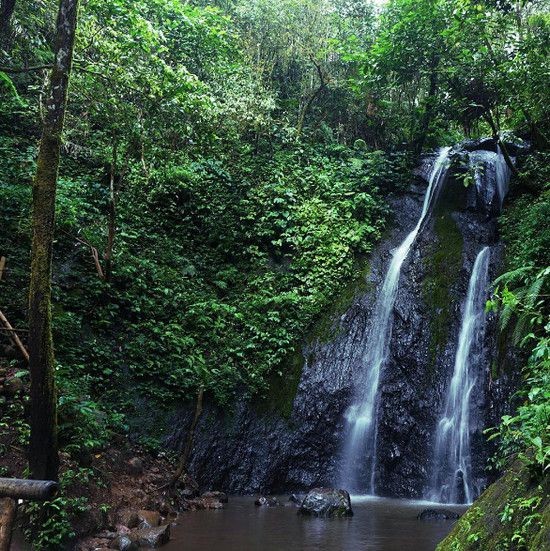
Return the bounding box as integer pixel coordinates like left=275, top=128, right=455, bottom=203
left=486, top=330, right=550, bottom=476
left=485, top=173, right=550, bottom=479
left=1, top=0, right=549, bottom=545
left=23, top=469, right=92, bottom=551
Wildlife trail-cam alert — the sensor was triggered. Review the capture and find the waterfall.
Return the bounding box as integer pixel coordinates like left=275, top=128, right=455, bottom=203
left=430, top=246, right=490, bottom=504
left=340, top=146, right=451, bottom=494
left=495, top=145, right=512, bottom=208
left=469, top=146, right=512, bottom=213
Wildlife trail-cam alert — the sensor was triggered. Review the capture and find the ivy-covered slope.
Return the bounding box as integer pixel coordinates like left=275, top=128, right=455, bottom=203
left=437, top=459, right=549, bottom=551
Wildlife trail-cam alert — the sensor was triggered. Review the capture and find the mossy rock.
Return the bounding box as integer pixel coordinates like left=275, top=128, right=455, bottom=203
left=422, top=210, right=463, bottom=371
left=254, top=345, right=305, bottom=419
left=437, top=459, right=550, bottom=551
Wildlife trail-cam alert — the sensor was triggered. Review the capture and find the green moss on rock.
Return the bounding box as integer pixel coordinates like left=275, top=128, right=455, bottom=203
left=422, top=211, right=464, bottom=370
left=255, top=345, right=304, bottom=419
left=437, top=459, right=550, bottom=551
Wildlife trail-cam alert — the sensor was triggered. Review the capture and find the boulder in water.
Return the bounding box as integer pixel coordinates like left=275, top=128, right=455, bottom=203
left=255, top=496, right=281, bottom=507
left=135, top=524, right=171, bottom=547
left=298, top=488, right=353, bottom=517
left=417, top=508, right=460, bottom=521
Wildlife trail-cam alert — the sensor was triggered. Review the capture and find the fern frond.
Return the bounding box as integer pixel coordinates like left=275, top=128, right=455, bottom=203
left=494, top=266, right=532, bottom=287
left=499, top=303, right=515, bottom=333
left=525, top=276, right=546, bottom=310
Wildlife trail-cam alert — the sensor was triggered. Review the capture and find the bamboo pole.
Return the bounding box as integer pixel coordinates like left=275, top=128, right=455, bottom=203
left=0, top=479, right=58, bottom=501
left=0, top=310, right=29, bottom=362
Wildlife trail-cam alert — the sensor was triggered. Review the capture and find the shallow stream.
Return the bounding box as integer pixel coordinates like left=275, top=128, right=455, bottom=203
left=159, top=495, right=466, bottom=551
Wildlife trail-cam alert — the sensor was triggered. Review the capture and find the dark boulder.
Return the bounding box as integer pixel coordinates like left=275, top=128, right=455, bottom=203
left=137, top=510, right=161, bottom=529
left=298, top=488, right=353, bottom=517
left=116, top=509, right=140, bottom=529
left=130, top=524, right=171, bottom=548
left=254, top=496, right=281, bottom=507
left=417, top=509, right=461, bottom=521
left=110, top=535, right=138, bottom=551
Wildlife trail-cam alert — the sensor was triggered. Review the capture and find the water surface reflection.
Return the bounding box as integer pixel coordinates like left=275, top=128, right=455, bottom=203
left=161, top=495, right=465, bottom=551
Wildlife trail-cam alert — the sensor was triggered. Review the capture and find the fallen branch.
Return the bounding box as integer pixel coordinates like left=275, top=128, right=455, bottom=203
left=0, top=309, right=29, bottom=362
left=0, top=257, right=5, bottom=281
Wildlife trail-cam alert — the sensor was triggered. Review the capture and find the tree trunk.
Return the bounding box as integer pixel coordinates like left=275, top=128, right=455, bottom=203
left=483, top=110, right=518, bottom=177
left=0, top=0, right=16, bottom=46
left=414, top=56, right=439, bottom=155
left=296, top=59, right=328, bottom=139
left=0, top=498, right=16, bottom=551
left=28, top=0, right=79, bottom=482
left=296, top=85, right=324, bottom=139
left=104, top=140, right=117, bottom=282
left=522, top=109, right=550, bottom=149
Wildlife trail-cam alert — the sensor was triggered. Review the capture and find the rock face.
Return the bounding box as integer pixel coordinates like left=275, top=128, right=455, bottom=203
left=166, top=139, right=520, bottom=498
left=417, top=509, right=461, bottom=521
left=298, top=488, right=353, bottom=517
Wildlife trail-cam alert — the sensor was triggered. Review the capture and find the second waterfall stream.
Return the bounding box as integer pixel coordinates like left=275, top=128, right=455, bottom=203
left=340, top=146, right=452, bottom=494
left=430, top=246, right=491, bottom=504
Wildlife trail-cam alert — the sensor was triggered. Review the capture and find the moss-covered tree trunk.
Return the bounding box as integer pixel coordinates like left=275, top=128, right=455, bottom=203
left=0, top=0, right=16, bottom=45
left=28, top=0, right=79, bottom=482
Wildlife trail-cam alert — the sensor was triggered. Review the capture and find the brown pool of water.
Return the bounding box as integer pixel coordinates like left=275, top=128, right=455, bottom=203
left=158, top=495, right=466, bottom=551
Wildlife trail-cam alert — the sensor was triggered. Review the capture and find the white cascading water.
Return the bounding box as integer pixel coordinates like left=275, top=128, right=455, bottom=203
left=469, top=145, right=512, bottom=212
left=340, top=147, right=452, bottom=494
left=495, top=145, right=512, bottom=207
left=430, top=246, right=490, bottom=504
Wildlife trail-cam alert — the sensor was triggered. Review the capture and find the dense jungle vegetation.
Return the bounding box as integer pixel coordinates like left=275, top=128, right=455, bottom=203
left=0, top=0, right=548, bottom=549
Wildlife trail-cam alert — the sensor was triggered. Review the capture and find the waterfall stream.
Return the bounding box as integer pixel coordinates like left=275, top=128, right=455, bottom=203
left=430, top=246, right=491, bottom=504
left=469, top=146, right=512, bottom=213
left=340, top=147, right=452, bottom=494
